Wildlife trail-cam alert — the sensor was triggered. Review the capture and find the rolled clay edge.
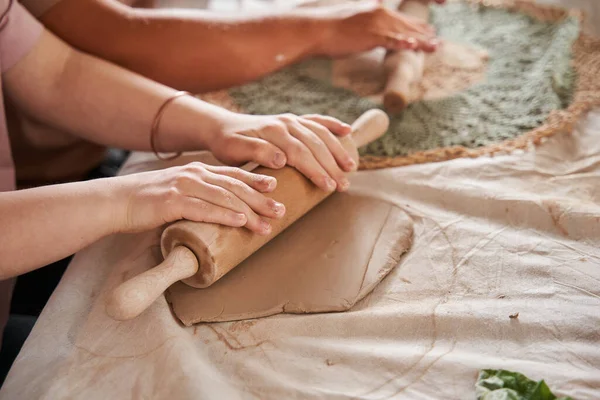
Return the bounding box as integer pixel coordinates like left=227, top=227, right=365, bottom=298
left=355, top=206, right=414, bottom=301
left=161, top=224, right=216, bottom=288
left=167, top=204, right=415, bottom=326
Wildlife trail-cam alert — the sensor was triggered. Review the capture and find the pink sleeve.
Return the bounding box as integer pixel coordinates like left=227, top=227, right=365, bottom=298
left=0, top=0, right=43, bottom=73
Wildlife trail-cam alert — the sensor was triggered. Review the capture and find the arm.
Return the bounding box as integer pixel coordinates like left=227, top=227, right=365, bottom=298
left=4, top=30, right=225, bottom=153
left=40, top=0, right=329, bottom=92
left=0, top=178, right=119, bottom=278
left=38, top=0, right=441, bottom=93
left=0, top=28, right=356, bottom=277
left=0, top=163, right=282, bottom=279
left=5, top=30, right=356, bottom=192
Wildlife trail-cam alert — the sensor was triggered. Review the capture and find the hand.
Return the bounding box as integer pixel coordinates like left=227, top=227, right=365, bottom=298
left=207, top=112, right=357, bottom=192
left=316, top=0, right=445, bottom=58
left=115, top=163, right=285, bottom=235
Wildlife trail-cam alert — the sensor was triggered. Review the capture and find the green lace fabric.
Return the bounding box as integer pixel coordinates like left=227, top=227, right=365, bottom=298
left=228, top=2, right=580, bottom=159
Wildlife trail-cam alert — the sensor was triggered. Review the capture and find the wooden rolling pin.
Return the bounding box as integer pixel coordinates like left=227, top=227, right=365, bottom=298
left=106, top=109, right=390, bottom=321
left=383, top=0, right=430, bottom=113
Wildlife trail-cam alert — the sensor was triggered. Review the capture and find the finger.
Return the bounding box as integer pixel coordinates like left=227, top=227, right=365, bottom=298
left=298, top=118, right=356, bottom=173
left=388, top=34, right=439, bottom=52
left=415, top=36, right=439, bottom=52
left=385, top=35, right=418, bottom=50
left=179, top=173, right=271, bottom=235
left=382, top=8, right=437, bottom=37
left=204, top=165, right=277, bottom=193
left=289, top=122, right=350, bottom=192
left=258, top=122, right=337, bottom=192
left=204, top=171, right=285, bottom=220
left=408, top=18, right=436, bottom=35
left=179, top=197, right=247, bottom=228
left=399, top=19, right=435, bottom=37
left=301, top=115, right=352, bottom=136
left=381, top=13, right=431, bottom=37
left=225, top=135, right=287, bottom=169
left=204, top=182, right=272, bottom=235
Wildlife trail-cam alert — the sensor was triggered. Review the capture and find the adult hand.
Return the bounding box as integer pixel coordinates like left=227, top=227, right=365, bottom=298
left=115, top=163, right=284, bottom=235
left=316, top=0, right=445, bottom=57
left=207, top=112, right=357, bottom=193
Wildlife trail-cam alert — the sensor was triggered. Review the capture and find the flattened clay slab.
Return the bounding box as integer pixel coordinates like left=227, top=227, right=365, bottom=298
left=167, top=194, right=413, bottom=325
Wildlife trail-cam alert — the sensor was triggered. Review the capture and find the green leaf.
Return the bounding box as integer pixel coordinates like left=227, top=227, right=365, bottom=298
left=475, top=369, right=574, bottom=400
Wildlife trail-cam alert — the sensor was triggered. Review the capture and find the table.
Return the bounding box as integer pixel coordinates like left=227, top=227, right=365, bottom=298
left=2, top=0, right=599, bottom=399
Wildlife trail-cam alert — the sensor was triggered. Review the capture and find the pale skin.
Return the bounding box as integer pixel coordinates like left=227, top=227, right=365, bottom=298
left=1, top=30, right=357, bottom=279
left=10, top=0, right=445, bottom=185
left=2, top=0, right=447, bottom=279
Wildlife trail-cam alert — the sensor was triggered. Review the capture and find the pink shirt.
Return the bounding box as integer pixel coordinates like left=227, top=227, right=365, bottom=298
left=0, top=0, right=43, bottom=191
left=0, top=0, right=43, bottom=338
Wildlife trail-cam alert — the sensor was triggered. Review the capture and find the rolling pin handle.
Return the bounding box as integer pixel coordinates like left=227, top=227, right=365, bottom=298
left=382, top=0, right=430, bottom=113
left=349, top=109, right=390, bottom=150
left=105, top=246, right=199, bottom=321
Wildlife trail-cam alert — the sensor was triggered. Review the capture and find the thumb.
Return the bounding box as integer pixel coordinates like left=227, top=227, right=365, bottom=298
left=218, top=136, right=287, bottom=169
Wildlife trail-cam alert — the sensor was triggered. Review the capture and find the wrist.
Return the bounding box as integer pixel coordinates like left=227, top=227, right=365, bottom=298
left=195, top=102, right=240, bottom=152
left=157, top=94, right=233, bottom=153
left=95, top=176, right=132, bottom=235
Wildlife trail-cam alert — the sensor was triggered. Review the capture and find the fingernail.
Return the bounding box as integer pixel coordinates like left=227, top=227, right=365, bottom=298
left=342, top=123, right=352, bottom=133
left=271, top=200, right=286, bottom=216
left=346, top=158, right=357, bottom=171
left=260, top=219, right=272, bottom=234
left=235, top=213, right=247, bottom=225
left=339, top=178, right=350, bottom=192
left=263, top=177, right=277, bottom=191
left=273, top=153, right=286, bottom=168
left=325, top=177, right=337, bottom=192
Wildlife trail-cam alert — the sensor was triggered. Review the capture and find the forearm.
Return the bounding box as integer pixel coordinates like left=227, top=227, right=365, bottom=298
left=41, top=0, right=329, bottom=92
left=0, top=179, right=119, bottom=278
left=4, top=30, right=232, bottom=153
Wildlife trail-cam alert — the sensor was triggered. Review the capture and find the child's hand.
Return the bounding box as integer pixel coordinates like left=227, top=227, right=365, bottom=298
left=315, top=0, right=444, bottom=58
left=207, top=113, right=356, bottom=192
left=115, top=163, right=284, bottom=235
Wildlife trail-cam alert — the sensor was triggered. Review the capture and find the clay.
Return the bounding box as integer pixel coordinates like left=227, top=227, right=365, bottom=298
left=162, top=109, right=388, bottom=289
left=106, top=110, right=389, bottom=321
left=166, top=193, right=413, bottom=325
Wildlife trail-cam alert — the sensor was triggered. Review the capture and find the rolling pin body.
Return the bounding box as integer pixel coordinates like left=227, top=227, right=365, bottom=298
left=106, top=109, right=389, bottom=321
left=383, top=0, right=430, bottom=113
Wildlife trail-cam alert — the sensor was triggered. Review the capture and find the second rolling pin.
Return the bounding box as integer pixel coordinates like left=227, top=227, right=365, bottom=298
left=383, top=0, right=430, bottom=113
left=106, top=109, right=390, bottom=321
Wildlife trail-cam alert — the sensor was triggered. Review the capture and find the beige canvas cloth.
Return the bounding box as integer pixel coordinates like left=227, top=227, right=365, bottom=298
left=1, top=110, right=599, bottom=399
left=1, top=0, right=599, bottom=398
